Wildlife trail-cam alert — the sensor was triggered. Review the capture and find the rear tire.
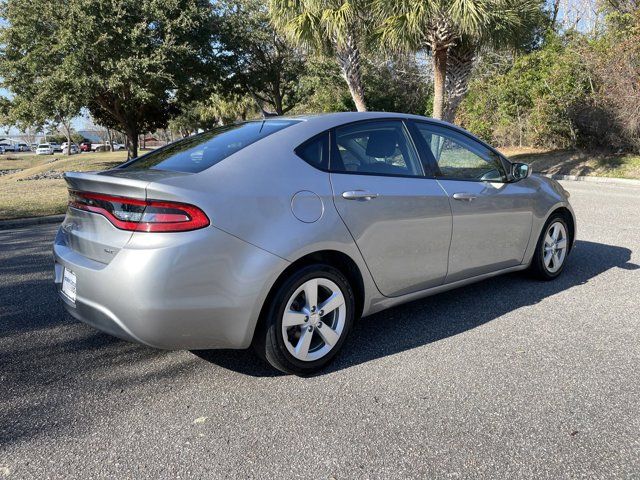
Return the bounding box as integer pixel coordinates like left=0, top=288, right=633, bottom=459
left=529, top=213, right=571, bottom=280
left=254, top=264, right=355, bottom=375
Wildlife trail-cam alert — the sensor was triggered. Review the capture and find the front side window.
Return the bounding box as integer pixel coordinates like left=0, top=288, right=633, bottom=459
left=332, top=120, right=423, bottom=177
left=413, top=123, right=507, bottom=182
left=120, top=120, right=299, bottom=173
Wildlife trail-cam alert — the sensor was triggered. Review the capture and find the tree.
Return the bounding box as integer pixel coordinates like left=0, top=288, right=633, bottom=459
left=375, top=0, right=541, bottom=119
left=456, top=34, right=592, bottom=148
left=218, top=0, right=308, bottom=115
left=0, top=97, right=13, bottom=135
left=442, top=40, right=477, bottom=121
left=168, top=93, right=257, bottom=136
left=1, top=69, right=83, bottom=156
left=270, top=0, right=371, bottom=111
left=200, top=93, right=257, bottom=125
left=1, top=0, right=89, bottom=153
left=0, top=0, right=219, bottom=158
left=587, top=9, right=640, bottom=150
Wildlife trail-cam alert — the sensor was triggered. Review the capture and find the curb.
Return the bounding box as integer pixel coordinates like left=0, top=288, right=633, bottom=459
left=541, top=173, right=640, bottom=186
left=0, top=214, right=65, bottom=231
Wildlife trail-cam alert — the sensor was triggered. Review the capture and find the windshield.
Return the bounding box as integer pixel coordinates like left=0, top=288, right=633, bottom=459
left=38, top=144, right=49, bottom=148
left=120, top=120, right=299, bottom=173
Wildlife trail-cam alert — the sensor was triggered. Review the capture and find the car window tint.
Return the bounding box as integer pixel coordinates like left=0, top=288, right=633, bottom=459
left=414, top=123, right=506, bottom=181
left=120, top=120, right=299, bottom=173
left=295, top=132, right=329, bottom=170
left=333, top=120, right=423, bottom=177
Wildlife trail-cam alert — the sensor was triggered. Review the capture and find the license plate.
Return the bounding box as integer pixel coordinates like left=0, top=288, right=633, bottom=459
left=62, top=268, right=77, bottom=303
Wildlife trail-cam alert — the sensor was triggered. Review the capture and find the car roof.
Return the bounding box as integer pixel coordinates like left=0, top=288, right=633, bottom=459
left=281, top=111, right=450, bottom=125
left=266, top=111, right=474, bottom=138
left=244, top=111, right=484, bottom=150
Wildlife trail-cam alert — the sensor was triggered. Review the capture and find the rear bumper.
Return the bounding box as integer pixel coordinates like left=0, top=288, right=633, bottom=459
left=53, top=224, right=288, bottom=350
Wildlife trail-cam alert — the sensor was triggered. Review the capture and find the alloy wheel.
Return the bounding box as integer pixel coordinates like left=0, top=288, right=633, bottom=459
left=281, top=278, right=346, bottom=362
left=543, top=221, right=568, bottom=273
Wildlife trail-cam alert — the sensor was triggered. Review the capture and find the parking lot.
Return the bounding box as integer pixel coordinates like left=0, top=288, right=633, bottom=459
left=1, top=180, right=639, bottom=478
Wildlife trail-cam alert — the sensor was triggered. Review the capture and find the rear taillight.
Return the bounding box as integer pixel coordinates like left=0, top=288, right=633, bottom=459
left=68, top=190, right=210, bottom=232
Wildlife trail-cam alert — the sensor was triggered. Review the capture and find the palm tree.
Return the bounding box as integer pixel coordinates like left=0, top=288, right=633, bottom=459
left=269, top=0, right=370, bottom=111
left=375, top=0, right=541, bottom=120
left=442, top=39, right=476, bottom=122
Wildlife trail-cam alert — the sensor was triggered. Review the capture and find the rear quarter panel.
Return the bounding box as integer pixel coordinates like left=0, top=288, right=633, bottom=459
left=144, top=120, right=383, bottom=314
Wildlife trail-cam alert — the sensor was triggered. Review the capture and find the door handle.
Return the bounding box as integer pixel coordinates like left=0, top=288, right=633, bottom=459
left=452, top=192, right=477, bottom=202
left=342, top=190, right=379, bottom=201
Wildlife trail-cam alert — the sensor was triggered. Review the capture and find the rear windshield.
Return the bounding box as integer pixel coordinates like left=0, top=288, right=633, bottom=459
left=120, top=120, right=299, bottom=173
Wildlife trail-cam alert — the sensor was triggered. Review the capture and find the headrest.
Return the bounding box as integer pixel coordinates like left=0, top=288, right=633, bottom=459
left=365, top=130, right=398, bottom=158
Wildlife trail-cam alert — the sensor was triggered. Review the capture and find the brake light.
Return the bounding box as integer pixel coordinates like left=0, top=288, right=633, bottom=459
left=68, top=190, right=209, bottom=232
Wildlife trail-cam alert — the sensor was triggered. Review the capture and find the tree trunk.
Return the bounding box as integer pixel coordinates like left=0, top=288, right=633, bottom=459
left=443, top=43, right=476, bottom=123
left=273, top=88, right=284, bottom=116
left=106, top=128, right=113, bottom=152
left=272, top=75, right=284, bottom=115
left=125, top=128, right=138, bottom=159
left=336, top=33, right=367, bottom=112
left=550, top=0, right=561, bottom=30
left=432, top=47, right=448, bottom=120
left=65, top=130, right=72, bottom=156
left=249, top=92, right=278, bottom=118
left=60, top=118, right=73, bottom=156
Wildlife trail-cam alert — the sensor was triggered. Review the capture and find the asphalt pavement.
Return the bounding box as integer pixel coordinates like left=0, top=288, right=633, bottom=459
left=1, top=181, right=639, bottom=479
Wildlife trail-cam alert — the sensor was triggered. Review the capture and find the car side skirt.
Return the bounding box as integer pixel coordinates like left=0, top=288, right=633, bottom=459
left=364, top=264, right=530, bottom=317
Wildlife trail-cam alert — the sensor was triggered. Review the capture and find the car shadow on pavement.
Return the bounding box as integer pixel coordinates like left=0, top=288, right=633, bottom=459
left=1, top=225, right=203, bottom=447
left=195, top=240, right=638, bottom=377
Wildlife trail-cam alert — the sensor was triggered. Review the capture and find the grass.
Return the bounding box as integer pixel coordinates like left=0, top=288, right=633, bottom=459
left=0, top=151, right=127, bottom=220
left=1, top=148, right=639, bottom=220
left=0, top=154, right=49, bottom=171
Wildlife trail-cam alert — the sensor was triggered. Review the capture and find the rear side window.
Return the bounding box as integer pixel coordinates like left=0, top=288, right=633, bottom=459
left=120, top=120, right=299, bottom=173
left=295, top=132, right=329, bottom=170
left=332, top=120, right=423, bottom=177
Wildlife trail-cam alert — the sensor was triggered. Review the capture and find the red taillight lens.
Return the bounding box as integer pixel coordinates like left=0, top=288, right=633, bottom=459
left=68, top=190, right=210, bottom=232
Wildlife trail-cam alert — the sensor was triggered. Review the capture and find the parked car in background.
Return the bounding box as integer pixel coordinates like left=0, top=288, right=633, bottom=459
left=0, top=145, right=5, bottom=154
left=0, top=142, right=16, bottom=152
left=30, top=143, right=38, bottom=152
left=16, top=142, right=30, bottom=152
left=53, top=112, right=576, bottom=374
left=49, top=142, right=62, bottom=152
left=36, top=143, right=54, bottom=155
left=62, top=143, right=79, bottom=155
left=91, top=142, right=125, bottom=152
left=79, top=142, right=92, bottom=152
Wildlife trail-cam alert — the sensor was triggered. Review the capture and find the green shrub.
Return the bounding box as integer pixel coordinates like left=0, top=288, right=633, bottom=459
left=458, top=34, right=592, bottom=149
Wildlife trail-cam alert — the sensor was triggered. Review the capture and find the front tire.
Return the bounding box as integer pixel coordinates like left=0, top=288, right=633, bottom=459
left=255, top=264, right=355, bottom=375
left=529, top=213, right=571, bottom=280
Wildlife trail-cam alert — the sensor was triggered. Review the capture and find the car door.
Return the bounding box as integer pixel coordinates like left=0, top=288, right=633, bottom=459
left=409, top=121, right=535, bottom=283
left=329, top=119, right=452, bottom=297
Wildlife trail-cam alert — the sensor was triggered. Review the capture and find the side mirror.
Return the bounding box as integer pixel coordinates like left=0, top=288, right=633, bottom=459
left=511, top=162, right=531, bottom=181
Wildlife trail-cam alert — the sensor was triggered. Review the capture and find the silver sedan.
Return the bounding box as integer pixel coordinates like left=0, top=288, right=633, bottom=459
left=53, top=112, right=576, bottom=374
